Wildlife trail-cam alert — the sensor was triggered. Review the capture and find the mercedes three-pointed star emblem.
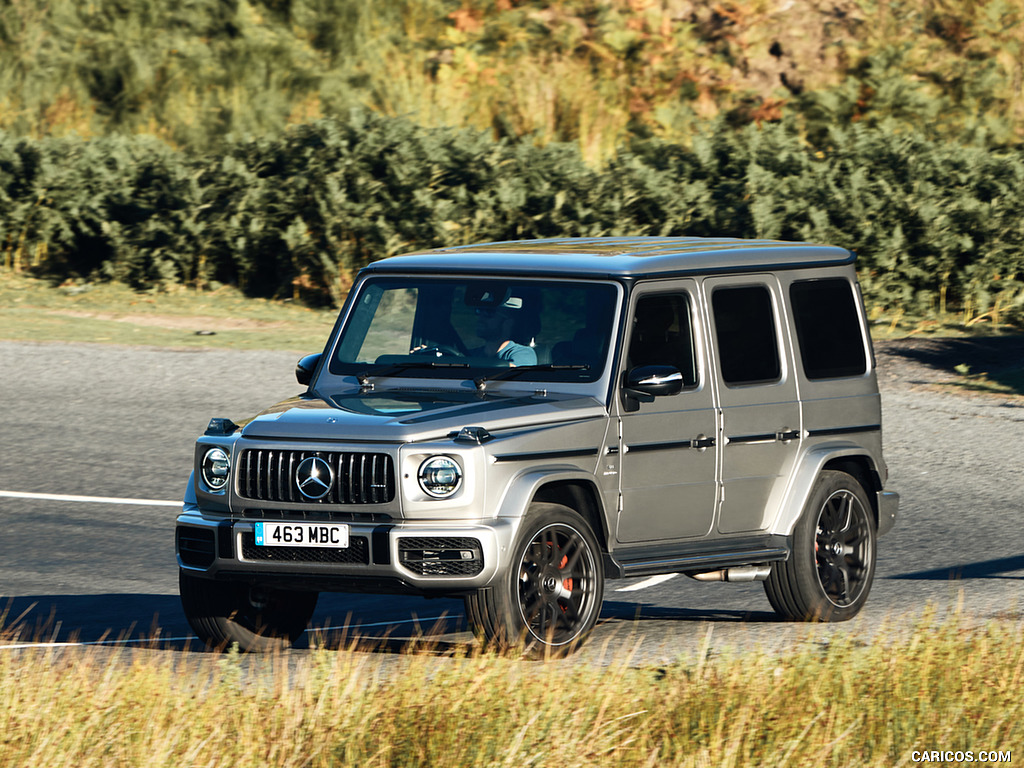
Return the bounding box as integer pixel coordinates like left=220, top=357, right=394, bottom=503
left=295, top=456, right=333, bottom=500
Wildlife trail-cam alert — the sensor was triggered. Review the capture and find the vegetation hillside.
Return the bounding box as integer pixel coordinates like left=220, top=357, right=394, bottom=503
left=3, top=0, right=1023, bottom=159
left=3, top=0, right=1024, bottom=328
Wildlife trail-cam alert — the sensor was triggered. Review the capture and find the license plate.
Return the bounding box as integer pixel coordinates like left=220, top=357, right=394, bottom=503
left=254, top=522, right=349, bottom=548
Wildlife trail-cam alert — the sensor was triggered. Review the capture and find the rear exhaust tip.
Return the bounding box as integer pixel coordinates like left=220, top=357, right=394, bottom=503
left=686, top=564, right=772, bottom=583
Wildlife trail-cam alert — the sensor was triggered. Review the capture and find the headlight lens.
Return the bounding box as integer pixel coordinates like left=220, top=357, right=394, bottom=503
left=417, top=456, right=462, bottom=498
left=201, top=447, right=231, bottom=491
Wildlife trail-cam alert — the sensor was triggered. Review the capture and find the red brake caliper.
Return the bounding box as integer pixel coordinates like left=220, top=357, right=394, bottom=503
left=559, top=553, right=573, bottom=606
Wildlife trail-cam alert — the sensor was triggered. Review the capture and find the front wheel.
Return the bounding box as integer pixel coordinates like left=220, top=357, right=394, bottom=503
left=765, top=470, right=877, bottom=622
left=465, top=503, right=604, bottom=655
left=179, top=570, right=318, bottom=652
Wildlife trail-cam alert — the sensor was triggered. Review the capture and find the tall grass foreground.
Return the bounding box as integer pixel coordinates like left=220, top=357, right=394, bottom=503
left=0, top=611, right=1020, bottom=767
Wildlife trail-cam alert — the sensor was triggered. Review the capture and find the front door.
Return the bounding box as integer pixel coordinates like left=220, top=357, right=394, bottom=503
left=615, top=283, right=719, bottom=543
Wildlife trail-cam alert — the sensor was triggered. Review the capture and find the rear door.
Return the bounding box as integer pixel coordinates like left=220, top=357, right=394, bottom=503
left=702, top=276, right=801, bottom=534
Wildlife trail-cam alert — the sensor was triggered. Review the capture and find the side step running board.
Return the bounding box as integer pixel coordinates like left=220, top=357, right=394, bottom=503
left=604, top=536, right=790, bottom=579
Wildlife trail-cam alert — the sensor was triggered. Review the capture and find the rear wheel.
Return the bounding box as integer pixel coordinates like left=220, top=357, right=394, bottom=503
left=765, top=470, right=876, bottom=621
left=179, top=570, right=318, bottom=652
left=465, top=503, right=604, bottom=655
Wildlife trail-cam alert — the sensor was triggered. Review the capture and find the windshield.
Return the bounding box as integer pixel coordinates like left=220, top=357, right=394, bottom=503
left=329, top=277, right=620, bottom=383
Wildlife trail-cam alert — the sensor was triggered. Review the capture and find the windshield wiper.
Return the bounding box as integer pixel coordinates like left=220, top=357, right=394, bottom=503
left=474, top=364, right=589, bottom=391
left=357, top=361, right=469, bottom=389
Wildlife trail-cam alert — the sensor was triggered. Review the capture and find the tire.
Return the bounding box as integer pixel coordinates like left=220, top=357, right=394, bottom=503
left=464, top=503, right=604, bottom=655
left=765, top=470, right=877, bottom=622
left=179, top=570, right=318, bottom=652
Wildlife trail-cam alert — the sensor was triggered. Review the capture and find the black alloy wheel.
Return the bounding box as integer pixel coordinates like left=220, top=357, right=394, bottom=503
left=814, top=485, right=874, bottom=608
left=516, top=520, right=602, bottom=647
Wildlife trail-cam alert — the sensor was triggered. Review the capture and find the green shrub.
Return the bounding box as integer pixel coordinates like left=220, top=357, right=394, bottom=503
left=4, top=112, right=1024, bottom=322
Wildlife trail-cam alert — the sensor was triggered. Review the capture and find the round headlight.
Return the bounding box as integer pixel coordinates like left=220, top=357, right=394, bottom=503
left=201, top=447, right=231, bottom=491
left=417, top=456, right=462, bottom=498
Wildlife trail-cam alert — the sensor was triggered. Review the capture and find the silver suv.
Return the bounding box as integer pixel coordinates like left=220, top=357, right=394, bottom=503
left=177, top=236, right=899, bottom=653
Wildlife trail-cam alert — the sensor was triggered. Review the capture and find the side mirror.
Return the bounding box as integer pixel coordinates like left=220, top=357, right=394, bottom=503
left=623, top=365, right=683, bottom=399
left=295, top=353, right=322, bottom=386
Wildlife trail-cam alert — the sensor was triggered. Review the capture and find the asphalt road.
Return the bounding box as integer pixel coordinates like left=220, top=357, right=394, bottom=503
left=1, top=340, right=1022, bottom=663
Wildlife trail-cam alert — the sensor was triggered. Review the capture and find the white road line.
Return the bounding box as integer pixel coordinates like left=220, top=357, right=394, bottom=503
left=0, top=490, right=180, bottom=508
left=616, top=573, right=679, bottom=592
left=0, top=616, right=460, bottom=651
left=0, top=636, right=196, bottom=651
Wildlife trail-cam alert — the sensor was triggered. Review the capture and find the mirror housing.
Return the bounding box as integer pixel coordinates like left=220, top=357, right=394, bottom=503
left=623, top=365, right=684, bottom=399
left=295, top=353, right=323, bottom=386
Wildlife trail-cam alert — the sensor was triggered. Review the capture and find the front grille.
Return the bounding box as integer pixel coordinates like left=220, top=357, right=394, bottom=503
left=240, top=532, right=370, bottom=565
left=237, top=449, right=395, bottom=505
left=398, top=537, right=484, bottom=577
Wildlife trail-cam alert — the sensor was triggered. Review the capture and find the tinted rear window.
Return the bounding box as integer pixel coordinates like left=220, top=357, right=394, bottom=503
left=712, top=285, right=781, bottom=385
left=790, top=278, right=867, bottom=380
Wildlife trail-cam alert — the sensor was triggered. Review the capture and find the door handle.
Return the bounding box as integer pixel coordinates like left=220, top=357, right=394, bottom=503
left=776, top=429, right=800, bottom=442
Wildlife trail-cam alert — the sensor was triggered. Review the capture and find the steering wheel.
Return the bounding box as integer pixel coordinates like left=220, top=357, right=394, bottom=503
left=410, top=344, right=462, bottom=358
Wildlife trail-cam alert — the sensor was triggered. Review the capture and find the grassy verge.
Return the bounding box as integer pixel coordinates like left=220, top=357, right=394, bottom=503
left=0, top=275, right=336, bottom=351
left=1, top=612, right=1021, bottom=767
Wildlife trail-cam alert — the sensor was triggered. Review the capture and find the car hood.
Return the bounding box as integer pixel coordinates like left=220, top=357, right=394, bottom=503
left=239, top=387, right=607, bottom=442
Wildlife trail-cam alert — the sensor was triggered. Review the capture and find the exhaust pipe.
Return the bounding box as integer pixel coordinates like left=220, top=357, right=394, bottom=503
left=686, top=564, right=772, bottom=583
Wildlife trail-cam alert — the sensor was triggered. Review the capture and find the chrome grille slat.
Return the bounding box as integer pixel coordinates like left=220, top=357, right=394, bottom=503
left=244, top=451, right=252, bottom=498
left=346, top=453, right=356, bottom=504
left=274, top=450, right=284, bottom=503
left=287, top=453, right=296, bottom=503
left=371, top=455, right=381, bottom=503
left=359, top=454, right=368, bottom=504
left=237, top=449, right=395, bottom=505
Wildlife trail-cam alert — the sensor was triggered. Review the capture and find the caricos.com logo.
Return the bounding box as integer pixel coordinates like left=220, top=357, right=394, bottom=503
left=911, top=750, right=1011, bottom=764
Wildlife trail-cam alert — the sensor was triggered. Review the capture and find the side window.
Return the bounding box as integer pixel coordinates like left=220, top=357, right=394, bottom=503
left=627, top=293, right=699, bottom=387
left=712, top=285, right=781, bottom=385
left=790, top=278, right=867, bottom=379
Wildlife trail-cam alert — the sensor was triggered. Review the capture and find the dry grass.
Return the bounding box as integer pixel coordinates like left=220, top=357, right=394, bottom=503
left=1, top=610, right=1021, bottom=767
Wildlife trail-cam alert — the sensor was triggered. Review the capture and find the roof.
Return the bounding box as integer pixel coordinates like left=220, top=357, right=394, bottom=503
left=362, top=236, right=854, bottom=279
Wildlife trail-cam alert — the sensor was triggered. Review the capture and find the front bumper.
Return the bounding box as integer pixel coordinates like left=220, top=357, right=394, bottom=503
left=176, top=506, right=517, bottom=594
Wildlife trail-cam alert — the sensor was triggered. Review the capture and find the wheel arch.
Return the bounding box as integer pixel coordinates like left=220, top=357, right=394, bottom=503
left=531, top=479, right=610, bottom=554
left=495, top=468, right=611, bottom=553
left=773, top=445, right=884, bottom=536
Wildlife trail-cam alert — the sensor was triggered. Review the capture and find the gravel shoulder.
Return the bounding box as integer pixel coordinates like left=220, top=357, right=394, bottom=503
left=874, top=335, right=1024, bottom=397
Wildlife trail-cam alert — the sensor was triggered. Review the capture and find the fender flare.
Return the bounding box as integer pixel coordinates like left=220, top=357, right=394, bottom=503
left=494, top=465, right=610, bottom=540
left=770, top=443, right=883, bottom=537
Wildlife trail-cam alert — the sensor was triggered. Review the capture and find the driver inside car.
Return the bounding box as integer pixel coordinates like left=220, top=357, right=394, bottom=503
left=471, top=294, right=537, bottom=366
left=409, top=285, right=540, bottom=365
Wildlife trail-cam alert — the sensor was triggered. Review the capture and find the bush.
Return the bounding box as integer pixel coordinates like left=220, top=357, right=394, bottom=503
left=3, top=112, right=1024, bottom=321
